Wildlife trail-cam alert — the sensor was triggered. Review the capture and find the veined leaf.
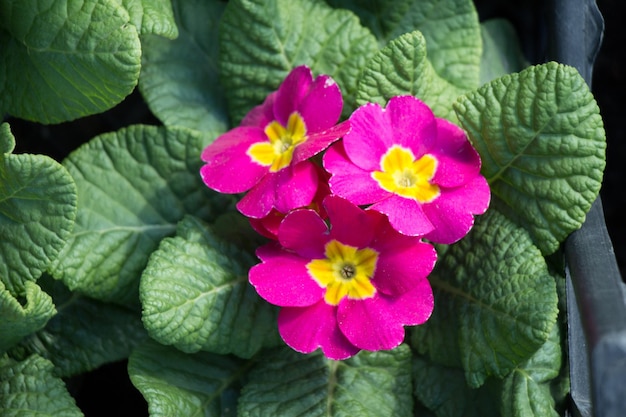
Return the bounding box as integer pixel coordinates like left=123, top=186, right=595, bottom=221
left=0, top=123, right=77, bottom=295
left=0, top=354, right=82, bottom=417
left=219, top=0, right=378, bottom=123
left=49, top=125, right=225, bottom=304
left=0, top=0, right=141, bottom=123
left=454, top=62, right=606, bottom=255
left=411, top=210, right=558, bottom=388
left=139, top=0, right=228, bottom=134
left=119, top=0, right=179, bottom=39
left=128, top=340, right=250, bottom=417
left=140, top=216, right=280, bottom=358
left=238, top=345, right=413, bottom=417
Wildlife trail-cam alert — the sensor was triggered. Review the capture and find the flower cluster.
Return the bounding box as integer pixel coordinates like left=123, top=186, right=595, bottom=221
left=200, top=66, right=490, bottom=359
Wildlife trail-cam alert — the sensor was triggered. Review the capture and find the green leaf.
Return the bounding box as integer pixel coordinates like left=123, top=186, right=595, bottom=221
left=120, top=0, right=179, bottom=38
left=8, top=275, right=148, bottom=378
left=140, top=215, right=280, bottom=358
left=0, top=281, right=56, bottom=355
left=500, top=324, right=563, bottom=417
left=0, top=0, right=141, bottom=124
left=238, top=345, right=413, bottom=417
left=49, top=125, right=223, bottom=304
left=356, top=31, right=466, bottom=122
left=128, top=340, right=250, bottom=417
left=219, top=0, right=379, bottom=123
left=0, top=354, right=82, bottom=417
left=0, top=123, right=77, bottom=295
left=479, top=19, right=527, bottom=85
left=454, top=62, right=606, bottom=255
left=139, top=0, right=229, bottom=134
left=411, top=210, right=558, bottom=388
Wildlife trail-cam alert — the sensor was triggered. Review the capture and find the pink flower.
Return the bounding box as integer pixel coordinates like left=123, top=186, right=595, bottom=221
left=249, top=195, right=436, bottom=360
left=200, top=66, right=349, bottom=219
left=323, top=95, right=490, bottom=244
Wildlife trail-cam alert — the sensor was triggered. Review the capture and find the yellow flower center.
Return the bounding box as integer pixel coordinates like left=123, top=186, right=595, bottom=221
left=306, top=240, right=378, bottom=306
left=247, top=112, right=307, bottom=172
left=371, top=145, right=440, bottom=203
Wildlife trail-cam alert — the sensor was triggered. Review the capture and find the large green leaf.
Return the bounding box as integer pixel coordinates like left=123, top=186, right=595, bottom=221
left=411, top=210, right=558, bottom=388
left=238, top=345, right=413, bottom=417
left=0, top=123, right=77, bottom=295
left=139, top=0, right=228, bottom=134
left=49, top=125, right=225, bottom=304
left=479, top=19, right=527, bottom=85
left=0, top=354, right=82, bottom=417
left=128, top=340, right=250, bottom=417
left=454, top=62, right=606, bottom=255
left=140, top=216, right=280, bottom=358
left=120, top=0, right=179, bottom=38
left=8, top=275, right=148, bottom=378
left=0, top=281, right=56, bottom=355
left=0, top=0, right=141, bottom=124
left=356, top=31, right=466, bottom=122
left=219, top=0, right=379, bottom=123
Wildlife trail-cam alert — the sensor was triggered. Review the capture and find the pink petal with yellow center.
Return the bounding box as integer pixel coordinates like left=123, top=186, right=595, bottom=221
left=279, top=209, right=328, bottom=259
left=292, top=121, right=350, bottom=165
left=295, top=74, right=343, bottom=133
left=337, top=279, right=434, bottom=351
left=200, top=127, right=269, bottom=193
left=385, top=96, right=437, bottom=154
left=273, top=66, right=314, bottom=127
left=422, top=175, right=491, bottom=244
left=249, top=244, right=324, bottom=307
left=369, top=195, right=434, bottom=237
left=430, top=118, right=482, bottom=188
left=240, top=92, right=277, bottom=128
left=323, top=196, right=382, bottom=249
left=342, top=102, right=393, bottom=171
left=324, top=143, right=389, bottom=205
left=278, top=302, right=361, bottom=360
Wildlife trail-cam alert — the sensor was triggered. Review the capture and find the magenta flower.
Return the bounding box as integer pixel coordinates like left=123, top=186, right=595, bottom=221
left=200, top=66, right=349, bottom=219
left=323, top=95, right=490, bottom=244
left=249, top=195, right=436, bottom=360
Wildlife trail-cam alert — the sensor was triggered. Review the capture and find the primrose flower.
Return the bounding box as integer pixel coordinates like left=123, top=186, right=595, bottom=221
left=323, top=95, right=490, bottom=244
left=200, top=66, right=349, bottom=219
left=249, top=195, right=436, bottom=360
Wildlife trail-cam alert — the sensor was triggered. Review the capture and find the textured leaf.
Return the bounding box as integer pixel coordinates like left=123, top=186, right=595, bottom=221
left=140, top=215, right=280, bottom=358
left=0, top=355, right=82, bottom=417
left=49, top=125, right=224, bottom=304
left=0, top=123, right=77, bottom=295
left=0, top=281, right=56, bottom=355
left=454, top=62, right=606, bottom=254
left=219, top=0, right=378, bottom=123
left=128, top=340, right=249, bottom=417
left=411, top=210, right=558, bottom=388
left=238, top=345, right=413, bottom=417
left=8, top=275, right=148, bottom=378
left=356, top=31, right=465, bottom=121
left=479, top=19, right=527, bottom=85
left=120, top=0, right=178, bottom=38
left=139, top=0, right=228, bottom=134
left=0, top=0, right=141, bottom=123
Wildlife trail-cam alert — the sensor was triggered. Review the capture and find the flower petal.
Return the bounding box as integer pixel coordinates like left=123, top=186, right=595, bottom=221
left=279, top=209, right=329, bottom=259
left=293, top=121, right=350, bottom=165
left=369, top=195, right=434, bottom=236
left=250, top=245, right=324, bottom=307
left=236, top=172, right=278, bottom=218
left=240, top=92, right=277, bottom=128
left=296, top=74, right=343, bottom=133
left=278, top=302, right=360, bottom=360
left=274, top=161, right=319, bottom=213
left=323, top=196, right=383, bottom=248
left=337, top=279, right=434, bottom=351
left=385, top=96, right=437, bottom=157
left=273, top=66, right=314, bottom=127
left=342, top=102, right=392, bottom=171
left=200, top=127, right=268, bottom=193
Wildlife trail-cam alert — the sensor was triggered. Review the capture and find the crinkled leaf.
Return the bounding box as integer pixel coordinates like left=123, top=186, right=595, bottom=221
left=49, top=125, right=225, bottom=304
left=120, top=0, right=178, bottom=38
left=356, top=31, right=465, bottom=122
left=0, top=354, right=82, bottom=417
left=128, top=340, right=249, bottom=417
left=219, top=0, right=378, bottom=123
left=479, top=19, right=527, bottom=85
left=411, top=210, right=558, bottom=388
left=454, top=62, right=606, bottom=255
left=239, top=345, right=413, bottom=417
left=140, top=215, right=280, bottom=358
left=0, top=123, right=77, bottom=295
left=139, top=0, right=228, bottom=134
left=8, top=275, right=148, bottom=378
left=0, top=0, right=141, bottom=123
left=0, top=281, right=56, bottom=355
